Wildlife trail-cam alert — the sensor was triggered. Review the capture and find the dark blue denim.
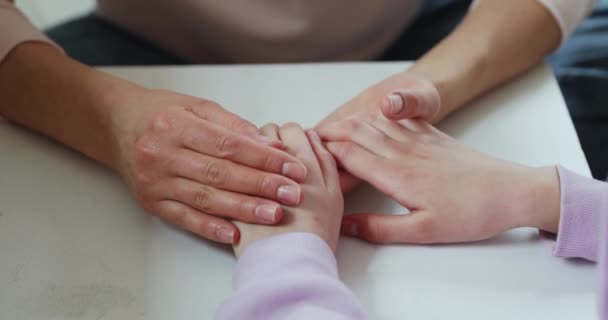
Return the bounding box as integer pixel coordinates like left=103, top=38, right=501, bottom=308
left=548, top=0, right=608, bottom=179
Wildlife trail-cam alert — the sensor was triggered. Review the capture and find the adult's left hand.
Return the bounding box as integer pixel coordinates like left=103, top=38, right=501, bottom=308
left=317, top=112, right=561, bottom=244
left=316, top=71, right=440, bottom=192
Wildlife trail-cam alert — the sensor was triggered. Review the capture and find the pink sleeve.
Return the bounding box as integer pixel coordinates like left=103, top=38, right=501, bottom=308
left=536, top=0, right=596, bottom=46
left=553, top=166, right=608, bottom=262
left=0, top=0, right=62, bottom=64
left=215, top=232, right=367, bottom=320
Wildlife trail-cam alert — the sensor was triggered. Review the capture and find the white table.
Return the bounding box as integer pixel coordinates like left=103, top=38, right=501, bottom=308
left=0, top=63, right=595, bottom=320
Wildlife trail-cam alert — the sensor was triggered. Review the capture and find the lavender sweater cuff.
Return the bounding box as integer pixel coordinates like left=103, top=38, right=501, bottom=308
left=216, top=232, right=366, bottom=320
left=554, top=166, right=607, bottom=261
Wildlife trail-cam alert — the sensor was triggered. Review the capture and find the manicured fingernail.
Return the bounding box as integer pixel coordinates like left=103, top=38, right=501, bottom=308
left=216, top=226, right=235, bottom=243
left=254, top=204, right=279, bottom=223
left=341, top=220, right=359, bottom=236
left=282, top=162, right=307, bottom=181
left=388, top=93, right=404, bottom=115
left=277, top=185, right=301, bottom=205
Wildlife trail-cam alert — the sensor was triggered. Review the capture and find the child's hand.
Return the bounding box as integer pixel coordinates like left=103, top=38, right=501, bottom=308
left=232, top=123, right=344, bottom=257
left=318, top=113, right=561, bottom=244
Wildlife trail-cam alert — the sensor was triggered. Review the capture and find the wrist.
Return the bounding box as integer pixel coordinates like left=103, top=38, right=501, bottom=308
left=0, top=42, right=137, bottom=170
left=516, top=166, right=561, bottom=233
left=98, top=75, right=147, bottom=172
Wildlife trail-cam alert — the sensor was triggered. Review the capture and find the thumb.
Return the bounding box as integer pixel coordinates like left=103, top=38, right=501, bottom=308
left=380, top=86, right=440, bottom=121
left=341, top=211, right=437, bottom=244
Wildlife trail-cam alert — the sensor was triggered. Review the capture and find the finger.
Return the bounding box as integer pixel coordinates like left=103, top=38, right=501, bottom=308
left=339, top=171, right=361, bottom=193
left=187, top=100, right=258, bottom=135
left=307, top=130, right=339, bottom=188
left=156, top=200, right=239, bottom=244
left=366, top=115, right=417, bottom=144
left=186, top=102, right=283, bottom=148
left=320, top=116, right=402, bottom=159
left=260, top=123, right=280, bottom=141
left=168, top=178, right=283, bottom=224
left=326, top=141, right=415, bottom=207
left=341, top=211, right=437, bottom=244
left=380, top=87, right=440, bottom=121
left=181, top=116, right=307, bottom=182
left=172, top=149, right=303, bottom=205
left=279, top=123, right=322, bottom=182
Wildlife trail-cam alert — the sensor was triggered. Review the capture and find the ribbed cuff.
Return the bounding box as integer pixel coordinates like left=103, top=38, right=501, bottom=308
left=234, top=232, right=337, bottom=289
left=553, top=166, right=605, bottom=261
left=0, top=2, right=63, bottom=64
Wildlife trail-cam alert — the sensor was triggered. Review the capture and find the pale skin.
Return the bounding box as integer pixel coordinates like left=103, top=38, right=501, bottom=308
left=234, top=124, right=343, bottom=257
left=0, top=0, right=561, bottom=243
left=318, top=111, right=561, bottom=244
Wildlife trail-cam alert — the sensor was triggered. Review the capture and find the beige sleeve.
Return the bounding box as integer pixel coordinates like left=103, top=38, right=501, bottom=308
left=0, top=0, right=63, bottom=64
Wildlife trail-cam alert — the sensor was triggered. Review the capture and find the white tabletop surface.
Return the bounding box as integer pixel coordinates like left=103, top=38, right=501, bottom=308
left=0, top=63, right=596, bottom=320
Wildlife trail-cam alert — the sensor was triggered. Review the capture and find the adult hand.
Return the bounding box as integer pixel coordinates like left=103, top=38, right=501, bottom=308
left=318, top=112, right=561, bottom=244
left=316, top=71, right=440, bottom=192
left=110, top=88, right=308, bottom=244
left=233, top=124, right=344, bottom=257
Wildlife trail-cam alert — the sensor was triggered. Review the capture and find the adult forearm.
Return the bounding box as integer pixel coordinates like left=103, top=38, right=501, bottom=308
left=408, top=0, right=561, bottom=122
left=0, top=42, right=137, bottom=169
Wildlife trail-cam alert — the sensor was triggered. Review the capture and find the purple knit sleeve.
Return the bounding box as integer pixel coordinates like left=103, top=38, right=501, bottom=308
left=215, top=232, right=367, bottom=320
left=551, top=166, right=608, bottom=319
left=553, top=166, right=608, bottom=261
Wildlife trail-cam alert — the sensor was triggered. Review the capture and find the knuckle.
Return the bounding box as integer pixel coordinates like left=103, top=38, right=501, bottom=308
left=257, top=174, right=276, bottom=196
left=132, top=168, right=155, bottom=187
left=193, top=187, right=213, bottom=212
left=133, top=190, right=155, bottom=212
left=347, top=117, right=364, bottom=132
left=214, top=135, right=239, bottom=157
left=229, top=117, right=255, bottom=133
left=202, top=160, right=231, bottom=185
left=168, top=206, right=189, bottom=226
left=149, top=111, right=175, bottom=132
left=365, top=219, right=388, bottom=244
left=134, top=136, right=161, bottom=164
left=263, top=152, right=283, bottom=172
left=236, top=198, right=255, bottom=218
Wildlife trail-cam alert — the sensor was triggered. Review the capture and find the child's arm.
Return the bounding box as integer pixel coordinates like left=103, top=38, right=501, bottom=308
left=216, top=233, right=366, bottom=320
left=216, top=125, right=367, bottom=320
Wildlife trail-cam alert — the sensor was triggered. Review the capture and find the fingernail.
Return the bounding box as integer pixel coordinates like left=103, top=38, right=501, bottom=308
left=277, top=185, right=301, bottom=205
left=388, top=93, right=404, bottom=115
left=216, top=226, right=235, bottom=243
left=341, top=220, right=359, bottom=236
left=282, top=162, right=307, bottom=181
left=254, top=204, right=279, bottom=223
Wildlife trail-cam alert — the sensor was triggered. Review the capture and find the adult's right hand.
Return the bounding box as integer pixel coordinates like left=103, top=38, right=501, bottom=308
left=109, top=88, right=308, bottom=244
